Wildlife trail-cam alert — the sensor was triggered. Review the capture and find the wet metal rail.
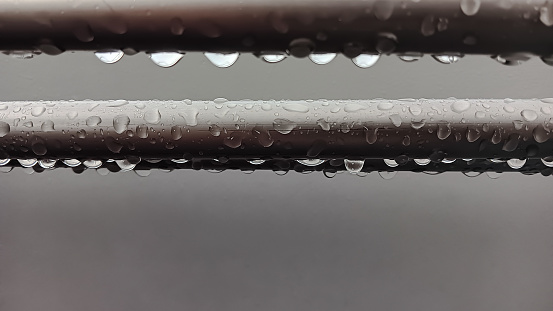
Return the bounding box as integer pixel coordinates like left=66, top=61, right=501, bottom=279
left=0, top=99, right=551, bottom=162
left=2, top=0, right=553, bottom=65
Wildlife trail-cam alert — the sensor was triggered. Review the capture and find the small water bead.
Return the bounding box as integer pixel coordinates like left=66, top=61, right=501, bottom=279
left=344, top=159, right=364, bottom=174
left=375, top=32, right=397, bottom=54
left=113, top=115, right=130, bottom=134
left=378, top=171, right=397, bottom=180
left=451, top=100, right=471, bottom=113
left=31, top=106, right=46, bottom=117
left=144, top=109, right=162, bottom=124
left=273, top=118, right=296, bottom=134
left=38, top=159, right=56, bottom=169
left=460, top=0, right=481, bottom=16
left=96, top=168, right=110, bottom=176
left=398, top=54, right=423, bottom=62
left=409, top=105, right=423, bottom=116
left=432, top=55, right=461, bottom=64
left=283, top=103, right=309, bottom=113
left=0, top=159, right=10, bottom=166
left=83, top=160, right=103, bottom=168
left=171, top=159, right=189, bottom=164
left=411, top=120, right=425, bottom=129
left=86, top=116, right=102, bottom=126
left=0, top=121, right=10, bottom=137
left=521, top=109, right=538, bottom=122
left=288, top=38, right=315, bottom=58
left=296, top=159, right=326, bottom=167
left=475, top=111, right=486, bottom=119
left=414, top=159, right=431, bottom=166
left=352, top=54, right=380, bottom=68
left=308, top=53, right=337, bottom=65
left=62, top=159, right=81, bottom=167
left=389, top=114, right=402, bottom=127
left=383, top=159, right=398, bottom=167
left=18, top=159, right=37, bottom=168
left=248, top=159, right=265, bottom=165
left=147, top=52, right=184, bottom=68
left=437, top=123, right=452, bottom=140
left=261, top=54, right=287, bottom=63
left=95, top=50, right=124, bottom=64
left=507, top=158, right=526, bottom=169
left=204, top=52, right=239, bottom=68
left=467, top=128, right=481, bottom=142
left=462, top=171, right=482, bottom=177
left=377, top=102, right=394, bottom=111
left=503, top=105, right=516, bottom=113
left=442, top=158, right=456, bottom=164
left=135, top=170, right=152, bottom=177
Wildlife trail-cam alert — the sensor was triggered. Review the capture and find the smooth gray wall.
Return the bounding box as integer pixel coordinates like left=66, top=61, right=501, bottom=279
left=0, top=54, right=552, bottom=311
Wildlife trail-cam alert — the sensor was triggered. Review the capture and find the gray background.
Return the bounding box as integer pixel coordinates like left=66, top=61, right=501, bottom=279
left=0, top=54, right=552, bottom=311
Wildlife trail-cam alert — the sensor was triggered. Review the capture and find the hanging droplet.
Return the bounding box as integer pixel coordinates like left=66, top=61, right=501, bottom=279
left=38, top=159, right=56, bottom=169
left=414, top=159, right=431, bottom=166
left=116, top=159, right=137, bottom=171
left=541, top=157, right=553, bottom=167
left=171, top=159, right=189, bottom=164
left=344, top=159, right=364, bottom=174
left=288, top=38, right=315, bottom=58
left=507, top=158, right=526, bottom=169
left=248, top=159, right=265, bottom=165
left=204, top=52, right=239, bottom=68
left=83, top=160, right=103, bottom=168
left=0, top=159, right=10, bottom=166
left=95, top=50, right=124, bottom=64
left=382, top=159, right=398, bottom=167
left=3, top=51, right=41, bottom=59
left=62, top=159, right=81, bottom=167
left=18, top=158, right=37, bottom=168
left=296, top=159, right=326, bottom=166
left=485, top=171, right=501, bottom=179
left=308, top=53, right=337, bottom=65
left=494, top=54, right=530, bottom=66
left=432, top=55, right=461, bottom=64
left=261, top=54, right=287, bottom=63
left=147, top=52, right=184, bottom=68
left=352, top=54, right=380, bottom=68
left=398, top=53, right=423, bottom=62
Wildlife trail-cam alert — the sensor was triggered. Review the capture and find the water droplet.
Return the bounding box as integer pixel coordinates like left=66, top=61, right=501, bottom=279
left=460, top=0, right=481, bottom=16
left=105, top=137, right=124, bottom=153
left=95, top=50, right=124, bottom=64
left=261, top=54, right=287, bottom=63
left=533, top=124, right=550, bottom=143
left=432, top=55, right=461, bottom=64
left=297, top=159, right=326, bottom=166
left=540, top=1, right=553, bottom=26
left=437, top=123, right=452, bottom=140
left=365, top=127, right=378, bottom=144
left=507, top=158, right=526, bottom=169
left=31, top=142, right=47, bottom=156
left=289, top=38, right=315, bottom=58
left=169, top=17, right=185, bottom=35
left=494, top=54, right=529, bottom=66
left=374, top=0, right=394, bottom=20
left=166, top=126, right=182, bottom=141
left=451, top=100, right=471, bottom=113
left=467, top=128, right=481, bottom=142
left=344, top=104, right=366, bottom=113
left=377, top=102, right=394, bottom=111
left=178, top=107, right=199, bottom=126
left=248, top=159, right=265, bottom=165
left=31, top=106, right=46, bottom=117
left=502, top=134, right=520, bottom=151
left=283, top=103, right=309, bottom=113
left=66, top=111, right=78, bottom=120
left=421, top=15, right=436, bottom=36
left=308, top=53, right=336, bottom=65
left=171, top=159, right=189, bottom=164
left=0, top=159, right=10, bottom=166
left=204, top=52, right=239, bottom=68
left=541, top=158, right=553, bottom=167
left=475, top=111, right=486, bottom=119
left=208, top=124, right=222, bottom=137
left=378, top=171, right=397, bottom=180
left=86, top=116, right=102, bottom=126
left=0, top=121, right=10, bottom=137
left=223, top=132, right=243, bottom=148
left=273, top=118, right=296, bottom=134
left=352, top=54, right=380, bottom=68
left=402, top=135, right=411, bottom=146
left=96, top=168, right=110, bottom=176
left=113, top=115, right=130, bottom=134
left=38, top=159, right=56, bottom=169
left=83, top=160, right=102, bottom=168
left=62, top=159, right=81, bottom=167
left=398, top=53, right=423, bottom=62
left=18, top=159, right=37, bottom=168
left=116, top=159, right=137, bottom=171
left=344, top=159, right=364, bottom=174
left=144, top=109, right=161, bottom=124
left=409, top=105, right=423, bottom=116
left=414, top=159, right=431, bottom=166
left=384, top=159, right=398, bottom=167
left=411, top=120, right=425, bottom=129
left=503, top=105, right=515, bottom=113
left=148, top=52, right=184, bottom=68
left=491, top=129, right=502, bottom=144
left=317, top=118, right=331, bottom=131
left=4, top=51, right=41, bottom=59
left=375, top=32, right=397, bottom=54
left=521, top=109, right=538, bottom=122
left=389, top=114, right=402, bottom=127
left=136, top=125, right=149, bottom=138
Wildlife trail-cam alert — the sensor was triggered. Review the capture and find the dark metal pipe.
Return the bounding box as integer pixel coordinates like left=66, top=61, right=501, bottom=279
left=1, top=0, right=553, bottom=59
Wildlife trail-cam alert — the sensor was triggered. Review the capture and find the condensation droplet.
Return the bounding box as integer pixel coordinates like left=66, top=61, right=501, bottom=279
left=507, top=158, right=526, bottom=169
left=62, top=159, right=81, bottom=167
left=374, top=0, right=394, bottom=21
left=86, top=116, right=102, bottom=126
left=31, top=106, right=46, bottom=117
left=451, top=100, right=471, bottom=113
left=378, top=171, right=397, bottom=180
left=289, top=38, right=315, bottom=58
left=344, top=159, right=364, bottom=174
left=95, top=50, right=124, bottom=64
left=384, top=159, right=398, bottom=167
left=352, top=54, right=380, bottom=68
left=144, top=109, right=162, bottom=124
left=0, top=121, right=10, bottom=137
left=283, top=103, right=309, bottom=113
left=460, top=0, right=481, bottom=16
left=377, top=102, right=394, bottom=111
left=113, top=115, right=130, bottom=134
left=414, top=158, right=431, bottom=166
left=204, top=52, right=239, bottom=68
left=83, top=160, right=103, bottom=168
left=297, top=159, right=326, bottom=166
left=170, top=125, right=183, bottom=140
left=273, top=118, right=296, bottom=134
left=148, top=52, right=184, bottom=68
left=261, top=54, right=287, bottom=63
left=389, top=114, right=402, bottom=127
left=18, top=159, right=38, bottom=168
left=38, top=159, right=56, bottom=169
left=521, top=109, right=538, bottom=122
left=432, top=55, right=461, bottom=64
left=437, top=123, right=452, bottom=140
left=308, top=53, right=336, bottom=65
left=398, top=54, right=423, bottom=62
left=248, top=159, right=265, bottom=165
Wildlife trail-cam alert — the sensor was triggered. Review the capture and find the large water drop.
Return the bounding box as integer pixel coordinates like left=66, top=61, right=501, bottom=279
left=344, top=159, right=364, bottom=174
left=352, top=54, right=380, bottom=68
left=95, top=50, right=124, bottom=64
left=204, top=52, right=239, bottom=68
left=309, top=53, right=337, bottom=65
left=148, top=52, right=184, bottom=68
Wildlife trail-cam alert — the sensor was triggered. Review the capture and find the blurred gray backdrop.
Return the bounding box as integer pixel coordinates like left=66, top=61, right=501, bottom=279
left=0, top=53, right=552, bottom=311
